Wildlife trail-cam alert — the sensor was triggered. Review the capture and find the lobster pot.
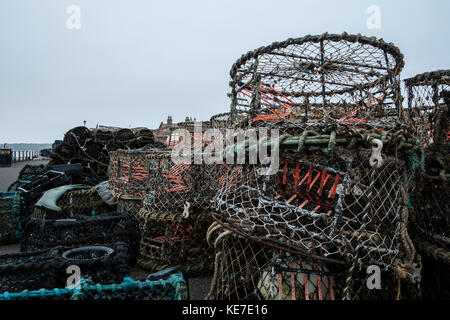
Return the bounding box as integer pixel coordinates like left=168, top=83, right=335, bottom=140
left=175, top=120, right=211, bottom=132
left=229, top=33, right=404, bottom=131
left=213, top=138, right=419, bottom=281
left=0, top=267, right=188, bottom=300
left=108, top=148, right=227, bottom=214
left=137, top=209, right=214, bottom=276
left=206, top=230, right=340, bottom=300
left=7, top=164, right=47, bottom=192
left=405, top=70, right=449, bottom=146
left=108, top=149, right=168, bottom=200
left=411, top=178, right=449, bottom=256
left=410, top=175, right=450, bottom=299
left=49, top=126, right=162, bottom=185
left=31, top=184, right=115, bottom=221
left=206, top=225, right=420, bottom=300
left=0, top=192, right=25, bottom=244
left=0, top=242, right=129, bottom=293
left=20, top=212, right=139, bottom=259
left=142, top=151, right=228, bottom=215
left=210, top=113, right=233, bottom=130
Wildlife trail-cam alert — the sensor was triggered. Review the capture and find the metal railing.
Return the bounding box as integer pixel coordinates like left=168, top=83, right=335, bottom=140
left=11, top=150, right=40, bottom=163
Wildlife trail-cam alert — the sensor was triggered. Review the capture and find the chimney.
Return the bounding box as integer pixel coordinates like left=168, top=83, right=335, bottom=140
left=167, top=116, right=173, bottom=127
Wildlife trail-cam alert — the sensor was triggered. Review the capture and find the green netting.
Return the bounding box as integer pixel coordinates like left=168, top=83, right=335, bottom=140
left=0, top=192, right=26, bottom=244
left=0, top=271, right=188, bottom=300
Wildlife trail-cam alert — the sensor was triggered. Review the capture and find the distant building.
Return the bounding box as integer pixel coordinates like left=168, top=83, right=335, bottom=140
left=153, top=115, right=199, bottom=147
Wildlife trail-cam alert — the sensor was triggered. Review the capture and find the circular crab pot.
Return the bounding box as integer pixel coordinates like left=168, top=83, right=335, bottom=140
left=62, top=245, right=115, bottom=261
left=229, top=32, right=405, bottom=130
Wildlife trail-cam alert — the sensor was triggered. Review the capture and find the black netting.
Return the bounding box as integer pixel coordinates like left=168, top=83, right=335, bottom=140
left=20, top=212, right=139, bottom=260
left=0, top=242, right=129, bottom=293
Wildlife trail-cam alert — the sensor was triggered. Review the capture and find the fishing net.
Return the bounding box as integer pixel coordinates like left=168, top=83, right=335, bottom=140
left=0, top=192, right=26, bottom=244
left=20, top=212, right=140, bottom=260
left=137, top=209, right=214, bottom=276
left=229, top=33, right=405, bottom=130
left=0, top=242, right=129, bottom=293
left=0, top=267, right=189, bottom=300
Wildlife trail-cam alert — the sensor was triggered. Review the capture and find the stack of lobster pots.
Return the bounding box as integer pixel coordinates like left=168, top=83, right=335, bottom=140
left=108, top=120, right=225, bottom=276
left=205, top=33, right=427, bottom=300
left=405, top=70, right=449, bottom=299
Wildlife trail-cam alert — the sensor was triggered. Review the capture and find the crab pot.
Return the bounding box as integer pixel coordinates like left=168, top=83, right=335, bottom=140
left=108, top=149, right=168, bottom=201
left=206, top=230, right=341, bottom=300
left=210, top=113, right=233, bottom=129
left=404, top=70, right=449, bottom=298
left=7, top=164, right=47, bottom=192
left=136, top=209, right=214, bottom=276
left=229, top=33, right=404, bottom=131
left=143, top=152, right=228, bottom=215
left=0, top=242, right=129, bottom=293
left=411, top=178, right=449, bottom=255
left=17, top=170, right=71, bottom=203
left=0, top=192, right=26, bottom=244
left=30, top=184, right=115, bottom=221
left=0, top=267, right=189, bottom=300
left=92, top=127, right=115, bottom=144
left=213, top=127, right=422, bottom=299
left=409, top=168, right=449, bottom=298
left=206, top=225, right=420, bottom=300
left=20, top=212, right=139, bottom=260
left=405, top=70, right=449, bottom=146
left=49, top=126, right=161, bottom=185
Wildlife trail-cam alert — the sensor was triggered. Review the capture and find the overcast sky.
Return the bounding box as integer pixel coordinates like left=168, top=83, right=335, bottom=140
left=0, top=0, right=449, bottom=143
